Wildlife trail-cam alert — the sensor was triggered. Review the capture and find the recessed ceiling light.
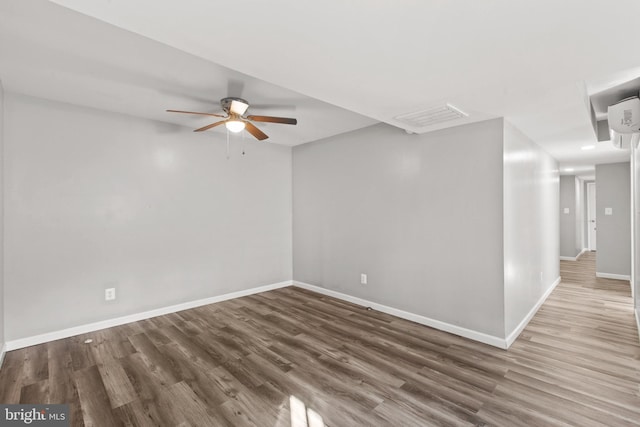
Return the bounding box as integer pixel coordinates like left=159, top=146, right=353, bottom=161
left=581, top=145, right=595, bottom=150
left=564, top=168, right=575, bottom=172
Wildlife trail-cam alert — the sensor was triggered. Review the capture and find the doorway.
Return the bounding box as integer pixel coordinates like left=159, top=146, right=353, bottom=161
left=587, top=182, right=597, bottom=251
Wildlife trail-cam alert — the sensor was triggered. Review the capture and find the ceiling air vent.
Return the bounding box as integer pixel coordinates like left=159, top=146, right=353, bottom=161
left=394, top=104, right=468, bottom=129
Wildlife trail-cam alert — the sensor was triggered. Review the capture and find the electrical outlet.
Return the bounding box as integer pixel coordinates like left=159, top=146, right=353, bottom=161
left=360, top=273, right=367, bottom=285
left=105, top=288, right=116, bottom=301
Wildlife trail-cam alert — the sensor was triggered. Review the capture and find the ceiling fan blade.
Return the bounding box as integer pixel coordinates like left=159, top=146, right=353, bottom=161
left=194, top=120, right=226, bottom=132
left=247, top=115, right=297, bottom=125
left=230, top=100, right=249, bottom=115
left=167, top=109, right=226, bottom=118
left=244, top=122, right=269, bottom=140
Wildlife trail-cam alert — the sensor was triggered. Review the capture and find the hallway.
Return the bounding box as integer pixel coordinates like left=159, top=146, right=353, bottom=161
left=492, top=250, right=640, bottom=425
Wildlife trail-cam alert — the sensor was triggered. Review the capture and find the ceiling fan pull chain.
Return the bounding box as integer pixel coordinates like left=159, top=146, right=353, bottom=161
left=242, top=129, right=246, bottom=156
left=226, top=129, right=231, bottom=160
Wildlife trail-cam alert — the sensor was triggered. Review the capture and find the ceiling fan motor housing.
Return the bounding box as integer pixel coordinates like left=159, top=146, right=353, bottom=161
left=221, top=97, right=249, bottom=114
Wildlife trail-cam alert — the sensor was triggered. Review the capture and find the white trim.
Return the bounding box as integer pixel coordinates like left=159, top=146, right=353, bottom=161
left=0, top=343, right=6, bottom=370
left=559, top=248, right=588, bottom=261
left=505, top=276, right=561, bottom=348
left=635, top=309, right=640, bottom=342
left=587, top=181, right=597, bottom=251
left=630, top=145, right=635, bottom=301
left=5, top=280, right=293, bottom=351
left=595, top=272, right=631, bottom=281
left=293, top=281, right=507, bottom=349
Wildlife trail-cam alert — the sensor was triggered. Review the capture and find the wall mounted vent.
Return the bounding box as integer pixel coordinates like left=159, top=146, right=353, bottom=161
left=394, top=104, right=468, bottom=129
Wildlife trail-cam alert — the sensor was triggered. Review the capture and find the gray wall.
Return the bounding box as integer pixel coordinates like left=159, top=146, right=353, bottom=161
left=503, top=122, right=559, bottom=337
left=293, top=120, right=506, bottom=337
left=595, top=162, right=631, bottom=277
left=559, top=175, right=585, bottom=258
left=632, top=147, right=639, bottom=321
left=0, top=81, right=4, bottom=354
left=559, top=176, right=578, bottom=258
left=4, top=94, right=293, bottom=341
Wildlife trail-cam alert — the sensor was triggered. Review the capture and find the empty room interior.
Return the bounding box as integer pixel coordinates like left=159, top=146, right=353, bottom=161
left=1, top=1, right=640, bottom=426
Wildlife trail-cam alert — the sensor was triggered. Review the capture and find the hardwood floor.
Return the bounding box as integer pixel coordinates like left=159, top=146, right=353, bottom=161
left=1, top=251, right=639, bottom=426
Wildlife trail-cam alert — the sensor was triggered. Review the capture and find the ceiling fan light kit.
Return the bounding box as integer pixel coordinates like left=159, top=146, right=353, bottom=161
left=167, top=97, right=297, bottom=141
left=225, top=119, right=246, bottom=133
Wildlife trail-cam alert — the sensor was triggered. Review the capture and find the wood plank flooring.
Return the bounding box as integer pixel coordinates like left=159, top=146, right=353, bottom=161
left=1, top=251, right=639, bottom=426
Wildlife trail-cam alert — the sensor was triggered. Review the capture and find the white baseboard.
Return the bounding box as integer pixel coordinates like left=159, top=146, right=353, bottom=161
left=5, top=280, right=293, bottom=351
left=0, top=342, right=6, bottom=370
left=505, top=276, right=561, bottom=348
left=635, top=309, right=639, bottom=342
left=4, top=276, right=568, bottom=353
left=293, top=281, right=507, bottom=349
left=559, top=249, right=588, bottom=261
left=596, top=272, right=631, bottom=281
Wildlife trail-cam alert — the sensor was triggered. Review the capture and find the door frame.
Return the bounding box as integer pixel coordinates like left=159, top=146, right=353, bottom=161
left=587, top=181, right=597, bottom=251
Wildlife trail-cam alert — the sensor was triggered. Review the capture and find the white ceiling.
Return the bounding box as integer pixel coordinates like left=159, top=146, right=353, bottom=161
left=0, top=1, right=377, bottom=146
left=3, top=0, right=640, bottom=172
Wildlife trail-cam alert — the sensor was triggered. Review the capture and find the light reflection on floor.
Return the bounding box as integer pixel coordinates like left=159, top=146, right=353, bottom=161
left=290, top=395, right=325, bottom=427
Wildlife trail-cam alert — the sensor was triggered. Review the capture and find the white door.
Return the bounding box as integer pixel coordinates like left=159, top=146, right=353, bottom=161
left=587, top=182, right=597, bottom=250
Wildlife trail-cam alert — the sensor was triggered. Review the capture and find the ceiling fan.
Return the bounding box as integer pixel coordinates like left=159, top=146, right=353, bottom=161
left=167, top=97, right=297, bottom=141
